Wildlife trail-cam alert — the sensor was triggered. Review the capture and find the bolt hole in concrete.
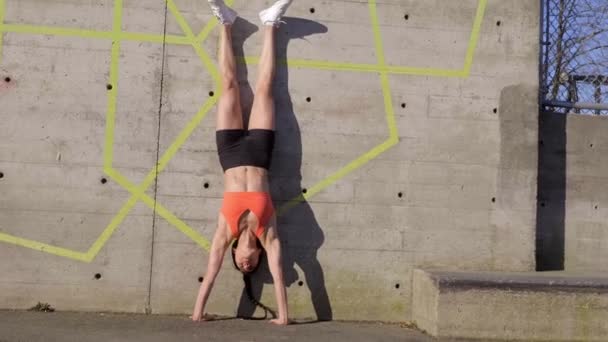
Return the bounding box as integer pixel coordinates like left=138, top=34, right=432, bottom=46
left=198, top=277, right=204, bottom=283
left=395, top=283, right=400, bottom=289
left=209, top=91, right=214, bottom=97
left=0, top=172, right=3, bottom=179
left=595, top=205, right=598, bottom=210
left=94, top=273, right=102, bottom=280
left=302, top=188, right=307, bottom=194
left=4, top=76, right=10, bottom=83
left=298, top=281, right=304, bottom=286
left=404, top=14, right=409, bottom=20
left=493, top=107, right=498, bottom=114
left=106, top=84, right=113, bottom=90
left=590, top=143, right=594, bottom=148
left=309, top=7, right=315, bottom=14
left=306, top=96, right=311, bottom=103
left=204, top=182, right=210, bottom=189
left=491, top=197, right=496, bottom=203
left=100, top=178, right=107, bottom=184
left=401, top=103, right=406, bottom=109
left=496, top=20, right=501, bottom=26
left=398, top=192, right=403, bottom=198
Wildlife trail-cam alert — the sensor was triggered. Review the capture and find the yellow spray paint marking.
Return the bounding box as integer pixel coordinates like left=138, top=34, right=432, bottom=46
left=0, top=23, right=192, bottom=45
left=104, top=0, right=122, bottom=172
left=0, top=0, right=487, bottom=260
left=0, top=231, right=91, bottom=262
left=100, top=0, right=221, bottom=254
left=196, top=0, right=234, bottom=42
left=107, top=169, right=211, bottom=251
left=280, top=0, right=401, bottom=212
left=464, top=0, right=488, bottom=75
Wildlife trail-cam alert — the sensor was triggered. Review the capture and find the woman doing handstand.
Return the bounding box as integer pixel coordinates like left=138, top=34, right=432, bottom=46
left=191, top=0, right=294, bottom=326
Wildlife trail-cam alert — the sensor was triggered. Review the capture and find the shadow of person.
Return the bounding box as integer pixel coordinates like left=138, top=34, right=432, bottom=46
left=231, top=17, right=332, bottom=322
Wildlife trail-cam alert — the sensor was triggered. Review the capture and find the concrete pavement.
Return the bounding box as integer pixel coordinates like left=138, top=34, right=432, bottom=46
left=0, top=310, right=447, bottom=342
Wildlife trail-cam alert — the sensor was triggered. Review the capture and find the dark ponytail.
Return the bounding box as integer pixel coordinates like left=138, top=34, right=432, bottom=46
left=242, top=273, right=276, bottom=319
left=231, top=240, right=276, bottom=319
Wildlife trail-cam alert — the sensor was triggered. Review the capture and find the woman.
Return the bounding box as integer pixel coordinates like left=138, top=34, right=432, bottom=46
left=191, top=0, right=293, bottom=325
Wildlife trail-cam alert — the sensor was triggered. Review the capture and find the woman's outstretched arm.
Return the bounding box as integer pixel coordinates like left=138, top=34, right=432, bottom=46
left=191, top=215, right=231, bottom=321
left=263, top=217, right=289, bottom=325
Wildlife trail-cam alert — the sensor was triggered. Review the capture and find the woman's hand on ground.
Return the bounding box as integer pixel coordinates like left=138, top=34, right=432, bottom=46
left=190, top=313, right=211, bottom=322
left=269, top=317, right=290, bottom=325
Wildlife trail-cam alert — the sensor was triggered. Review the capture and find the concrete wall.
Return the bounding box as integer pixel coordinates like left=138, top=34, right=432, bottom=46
left=538, top=112, right=608, bottom=272
left=0, top=0, right=539, bottom=321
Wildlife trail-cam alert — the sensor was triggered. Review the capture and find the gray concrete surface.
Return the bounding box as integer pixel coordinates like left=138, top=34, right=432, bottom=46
left=0, top=310, right=443, bottom=342
left=564, top=114, right=608, bottom=272
left=0, top=0, right=540, bottom=323
left=412, top=269, right=608, bottom=341
left=537, top=112, right=608, bottom=272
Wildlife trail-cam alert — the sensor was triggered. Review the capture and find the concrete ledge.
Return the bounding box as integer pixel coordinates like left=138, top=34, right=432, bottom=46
left=412, top=269, right=608, bottom=341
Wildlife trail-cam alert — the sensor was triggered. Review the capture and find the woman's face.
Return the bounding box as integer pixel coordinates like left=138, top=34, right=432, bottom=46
left=234, top=244, right=262, bottom=273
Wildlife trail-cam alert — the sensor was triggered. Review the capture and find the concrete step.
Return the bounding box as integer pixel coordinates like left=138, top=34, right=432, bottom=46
left=412, top=269, right=608, bottom=341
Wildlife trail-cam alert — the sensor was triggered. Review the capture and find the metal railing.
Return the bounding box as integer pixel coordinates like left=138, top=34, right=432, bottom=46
left=540, top=0, right=608, bottom=114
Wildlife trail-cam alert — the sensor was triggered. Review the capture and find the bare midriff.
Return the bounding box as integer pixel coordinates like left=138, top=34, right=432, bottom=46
left=223, top=165, right=270, bottom=193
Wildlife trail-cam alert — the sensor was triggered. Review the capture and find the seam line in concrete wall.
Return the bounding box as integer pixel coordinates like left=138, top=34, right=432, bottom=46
left=146, top=0, right=170, bottom=315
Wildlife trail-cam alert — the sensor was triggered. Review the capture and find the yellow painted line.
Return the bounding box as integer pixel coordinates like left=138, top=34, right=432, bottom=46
left=153, top=201, right=211, bottom=251
left=279, top=0, right=400, bottom=213
left=85, top=182, right=139, bottom=260
left=0, top=23, right=191, bottom=45
left=278, top=139, right=398, bottom=214
left=384, top=65, right=465, bottom=77
left=196, top=0, right=234, bottom=42
left=0, top=0, right=5, bottom=63
left=106, top=169, right=210, bottom=251
left=81, top=0, right=130, bottom=261
left=380, top=72, right=399, bottom=140
left=122, top=31, right=192, bottom=45
left=88, top=0, right=219, bottom=253
left=155, top=95, right=219, bottom=175
left=241, top=57, right=466, bottom=77
left=103, top=0, right=123, bottom=169
left=462, top=0, right=487, bottom=75
left=89, top=0, right=219, bottom=257
left=167, top=0, right=221, bottom=86
left=1, top=24, right=113, bottom=40
left=368, top=0, right=386, bottom=66
left=369, top=0, right=399, bottom=141
left=0, top=231, right=90, bottom=262
left=196, top=20, right=218, bottom=43
left=0, top=185, right=154, bottom=261
left=278, top=0, right=487, bottom=212
left=0, top=0, right=487, bottom=259
left=242, top=56, right=379, bottom=73
left=95, top=0, right=218, bottom=258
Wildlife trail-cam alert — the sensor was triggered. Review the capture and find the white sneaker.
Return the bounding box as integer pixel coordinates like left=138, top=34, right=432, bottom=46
left=208, top=0, right=238, bottom=25
left=259, top=0, right=294, bottom=26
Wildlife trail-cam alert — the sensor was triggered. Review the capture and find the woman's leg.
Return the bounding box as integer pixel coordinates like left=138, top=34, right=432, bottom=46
left=248, top=26, right=276, bottom=131
left=216, top=24, right=244, bottom=130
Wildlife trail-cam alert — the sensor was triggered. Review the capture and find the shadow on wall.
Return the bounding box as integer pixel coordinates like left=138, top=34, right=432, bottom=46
left=230, top=17, right=333, bottom=321
left=536, top=111, right=566, bottom=271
